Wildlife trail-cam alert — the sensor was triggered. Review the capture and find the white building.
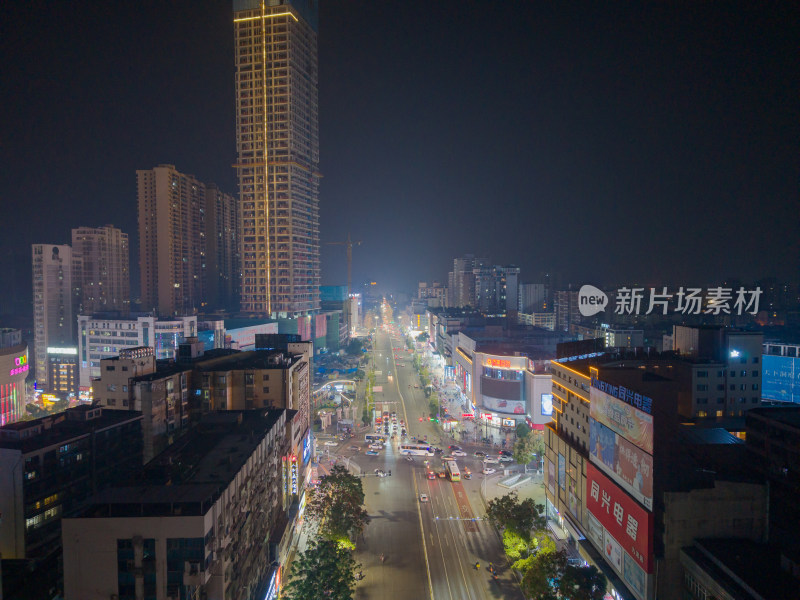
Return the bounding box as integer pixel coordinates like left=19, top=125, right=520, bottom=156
left=453, top=331, right=552, bottom=441
left=77, top=315, right=197, bottom=388
left=32, top=244, right=80, bottom=387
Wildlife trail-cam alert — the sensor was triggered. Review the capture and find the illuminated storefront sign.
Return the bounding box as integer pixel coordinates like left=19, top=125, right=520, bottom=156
left=263, top=567, right=280, bottom=600
left=590, top=418, right=653, bottom=510
left=289, top=456, right=298, bottom=495
left=9, top=355, right=28, bottom=377
left=590, top=387, right=653, bottom=455
left=462, top=413, right=474, bottom=418
left=591, top=376, right=653, bottom=415
left=487, top=358, right=511, bottom=368
left=47, top=347, right=77, bottom=355
left=586, top=464, right=653, bottom=573
left=502, top=418, right=515, bottom=427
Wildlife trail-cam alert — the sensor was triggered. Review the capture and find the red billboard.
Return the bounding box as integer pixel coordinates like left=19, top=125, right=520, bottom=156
left=586, top=463, right=653, bottom=573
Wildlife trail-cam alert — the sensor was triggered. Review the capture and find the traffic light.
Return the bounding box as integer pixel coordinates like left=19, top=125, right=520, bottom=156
left=419, top=417, right=423, bottom=422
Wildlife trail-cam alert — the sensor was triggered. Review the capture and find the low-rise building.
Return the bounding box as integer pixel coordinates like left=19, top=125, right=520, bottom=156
left=0, top=406, right=143, bottom=594
left=63, top=410, right=295, bottom=600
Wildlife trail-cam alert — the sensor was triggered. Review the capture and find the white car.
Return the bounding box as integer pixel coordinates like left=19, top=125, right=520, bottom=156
left=419, top=493, right=429, bottom=502
left=499, top=455, right=514, bottom=462
left=482, top=468, right=496, bottom=475
left=324, top=441, right=338, bottom=446
left=452, top=450, right=467, bottom=457
left=369, top=443, right=383, bottom=450
left=483, top=456, right=499, bottom=464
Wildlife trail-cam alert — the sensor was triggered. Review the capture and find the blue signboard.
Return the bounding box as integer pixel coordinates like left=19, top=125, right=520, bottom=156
left=763, top=355, right=800, bottom=404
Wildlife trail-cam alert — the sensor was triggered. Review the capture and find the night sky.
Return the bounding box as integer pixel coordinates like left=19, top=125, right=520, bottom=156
left=2, top=1, right=798, bottom=301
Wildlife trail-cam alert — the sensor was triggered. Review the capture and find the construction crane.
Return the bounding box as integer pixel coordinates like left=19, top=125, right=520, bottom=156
left=326, top=233, right=362, bottom=296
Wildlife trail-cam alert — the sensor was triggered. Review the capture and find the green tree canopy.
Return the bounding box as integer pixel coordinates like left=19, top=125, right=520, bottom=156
left=306, top=465, right=369, bottom=542
left=486, top=492, right=546, bottom=539
left=558, top=564, right=607, bottom=600
left=345, top=338, right=364, bottom=356
left=515, top=422, right=531, bottom=440
left=520, top=549, right=567, bottom=600
left=283, top=539, right=359, bottom=600
left=513, top=431, right=544, bottom=467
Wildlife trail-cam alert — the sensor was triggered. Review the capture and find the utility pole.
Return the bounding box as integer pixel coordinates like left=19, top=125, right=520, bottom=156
left=325, top=233, right=362, bottom=296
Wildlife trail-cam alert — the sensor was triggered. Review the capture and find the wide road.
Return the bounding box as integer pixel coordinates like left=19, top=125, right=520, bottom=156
left=340, top=325, right=524, bottom=600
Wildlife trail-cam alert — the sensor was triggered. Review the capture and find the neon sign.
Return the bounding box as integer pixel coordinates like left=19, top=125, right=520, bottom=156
left=487, top=358, right=511, bottom=368
left=9, top=355, right=28, bottom=377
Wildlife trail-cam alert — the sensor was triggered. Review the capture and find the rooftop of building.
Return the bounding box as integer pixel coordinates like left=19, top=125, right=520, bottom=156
left=128, top=349, right=241, bottom=382
left=746, top=405, right=800, bottom=429
left=194, top=349, right=302, bottom=372
left=683, top=538, right=800, bottom=600
left=0, top=406, right=143, bottom=453
left=78, top=410, right=286, bottom=517
left=79, top=312, right=197, bottom=323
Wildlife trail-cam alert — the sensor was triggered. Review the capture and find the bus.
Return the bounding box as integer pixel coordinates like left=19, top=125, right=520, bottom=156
left=365, top=434, right=386, bottom=444
left=399, top=443, right=434, bottom=456
left=445, top=461, right=461, bottom=482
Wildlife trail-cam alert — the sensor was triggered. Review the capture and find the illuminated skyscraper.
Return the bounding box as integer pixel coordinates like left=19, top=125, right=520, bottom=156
left=233, top=0, right=320, bottom=317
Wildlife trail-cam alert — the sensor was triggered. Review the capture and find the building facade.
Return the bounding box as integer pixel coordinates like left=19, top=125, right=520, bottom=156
left=0, top=406, right=143, bottom=563
left=137, top=165, right=209, bottom=316
left=77, top=315, right=197, bottom=388
left=71, top=225, right=130, bottom=314
left=234, top=0, right=321, bottom=318
left=62, top=410, right=298, bottom=600
left=205, top=184, right=240, bottom=312
left=0, top=338, right=28, bottom=426
left=32, top=244, right=79, bottom=387
left=46, top=346, right=79, bottom=399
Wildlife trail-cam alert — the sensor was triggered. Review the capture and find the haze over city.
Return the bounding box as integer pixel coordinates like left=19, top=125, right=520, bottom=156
left=2, top=0, right=798, bottom=296
left=3, top=3, right=800, bottom=600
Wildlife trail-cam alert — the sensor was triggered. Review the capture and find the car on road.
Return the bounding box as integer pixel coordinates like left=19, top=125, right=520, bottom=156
left=452, top=450, right=467, bottom=457
left=448, top=445, right=462, bottom=451
left=463, top=473, right=472, bottom=479
left=369, top=443, right=383, bottom=449
left=419, top=493, right=429, bottom=502
left=366, top=450, right=379, bottom=456
left=426, top=470, right=436, bottom=479
left=474, top=451, right=487, bottom=457
left=483, top=456, right=499, bottom=464
left=349, top=446, right=360, bottom=451
left=482, top=467, right=496, bottom=475
left=500, top=450, right=513, bottom=457
left=438, top=471, right=446, bottom=478
left=499, top=455, right=514, bottom=462
left=323, top=441, right=338, bottom=446
left=374, top=469, right=387, bottom=477
left=431, top=447, right=443, bottom=453
left=442, top=455, right=456, bottom=462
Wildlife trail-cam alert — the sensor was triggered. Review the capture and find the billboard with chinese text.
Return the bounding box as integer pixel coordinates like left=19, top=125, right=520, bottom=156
left=586, top=463, right=653, bottom=573
left=590, top=386, right=653, bottom=454
left=589, top=418, right=653, bottom=510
